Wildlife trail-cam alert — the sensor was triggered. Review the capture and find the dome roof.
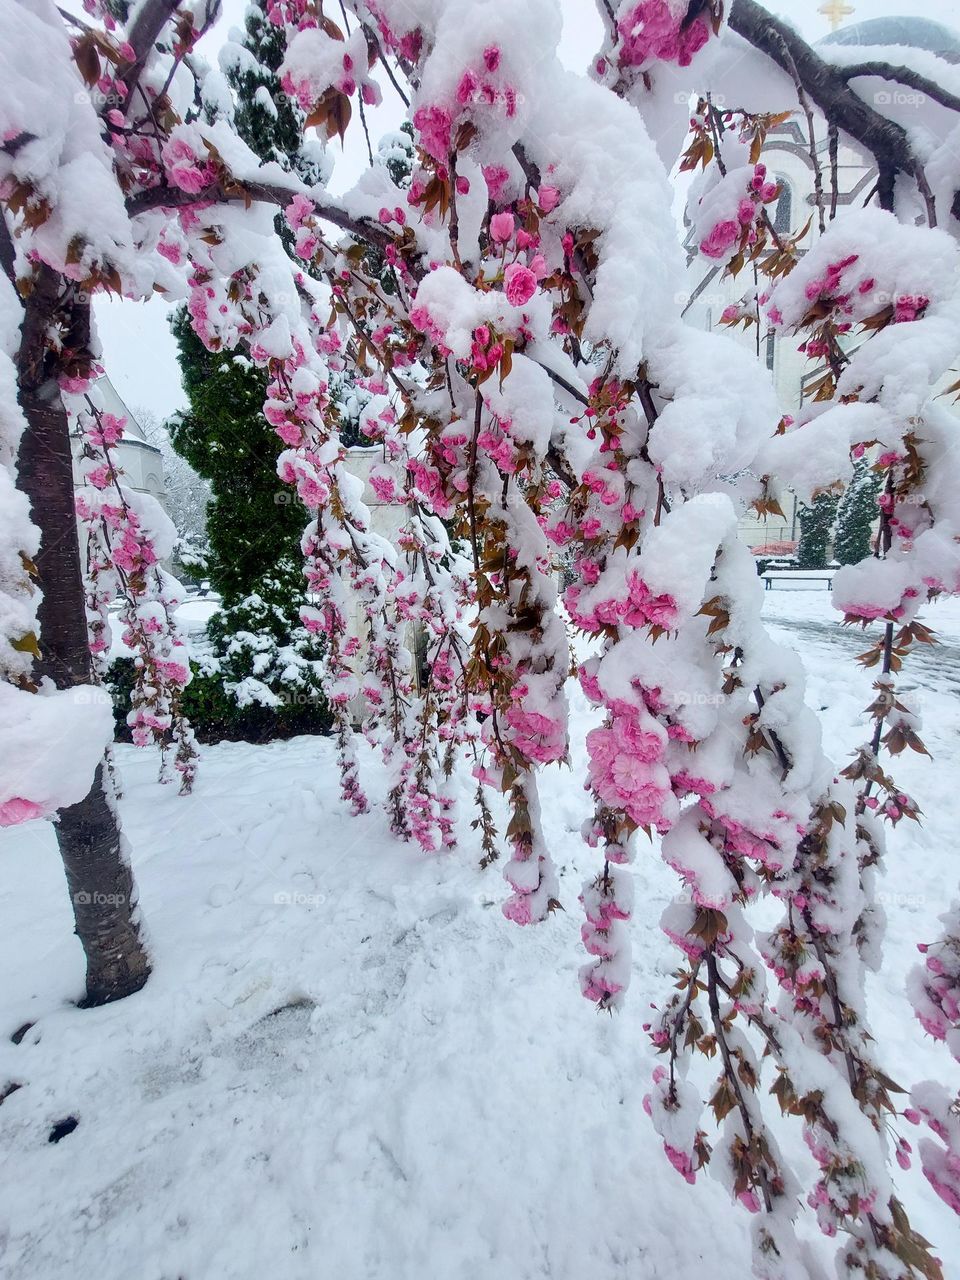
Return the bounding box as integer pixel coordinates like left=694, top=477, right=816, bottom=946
left=820, top=16, right=960, bottom=62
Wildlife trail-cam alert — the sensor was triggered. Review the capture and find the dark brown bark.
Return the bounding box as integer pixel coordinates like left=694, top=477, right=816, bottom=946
left=54, top=765, right=150, bottom=1005
left=835, top=61, right=960, bottom=116
left=120, top=0, right=182, bottom=100
left=729, top=0, right=948, bottom=215
left=125, top=179, right=398, bottom=256
left=15, top=265, right=150, bottom=1005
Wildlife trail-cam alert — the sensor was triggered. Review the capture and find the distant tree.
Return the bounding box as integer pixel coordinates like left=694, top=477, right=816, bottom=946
left=377, top=123, right=415, bottom=189
left=168, top=311, right=326, bottom=721
left=134, top=405, right=211, bottom=553
left=220, top=0, right=327, bottom=183
left=168, top=315, right=302, bottom=603
left=797, top=491, right=839, bottom=568
left=834, top=458, right=882, bottom=565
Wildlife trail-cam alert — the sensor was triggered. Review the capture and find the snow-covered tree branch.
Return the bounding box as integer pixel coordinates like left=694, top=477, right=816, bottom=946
left=2, top=0, right=960, bottom=1271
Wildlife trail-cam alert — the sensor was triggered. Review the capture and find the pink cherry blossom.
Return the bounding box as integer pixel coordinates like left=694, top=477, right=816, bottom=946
left=0, top=797, right=44, bottom=826
left=490, top=211, right=514, bottom=243
left=503, top=262, right=537, bottom=307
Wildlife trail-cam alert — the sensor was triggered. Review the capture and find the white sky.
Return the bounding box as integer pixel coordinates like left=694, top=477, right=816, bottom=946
left=95, top=0, right=956, bottom=422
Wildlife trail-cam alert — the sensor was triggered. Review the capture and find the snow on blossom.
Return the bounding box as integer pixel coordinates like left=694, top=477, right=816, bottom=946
left=409, top=266, right=505, bottom=360
left=660, top=809, right=738, bottom=910
left=481, top=354, right=554, bottom=455
left=0, top=1, right=135, bottom=281
left=632, top=495, right=738, bottom=624
left=693, top=163, right=778, bottom=262
left=411, top=0, right=559, bottom=164
left=0, top=682, right=114, bottom=822
left=502, top=262, right=537, bottom=307
left=616, top=0, right=710, bottom=70
left=765, top=207, right=960, bottom=415
left=161, top=124, right=217, bottom=194
left=280, top=27, right=373, bottom=110
left=522, top=65, right=683, bottom=373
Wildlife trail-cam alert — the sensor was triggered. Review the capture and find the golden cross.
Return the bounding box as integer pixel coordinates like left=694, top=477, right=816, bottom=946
left=819, top=0, right=855, bottom=31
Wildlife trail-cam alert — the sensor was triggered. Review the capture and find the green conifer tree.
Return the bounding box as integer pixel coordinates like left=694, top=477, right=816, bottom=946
left=163, top=2, right=413, bottom=735
left=796, top=491, right=839, bottom=569
left=167, top=312, right=328, bottom=733
left=222, top=1, right=324, bottom=182
left=833, top=458, right=882, bottom=565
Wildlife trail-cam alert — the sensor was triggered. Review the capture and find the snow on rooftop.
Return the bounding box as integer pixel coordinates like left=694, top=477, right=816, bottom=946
left=819, top=16, right=960, bottom=62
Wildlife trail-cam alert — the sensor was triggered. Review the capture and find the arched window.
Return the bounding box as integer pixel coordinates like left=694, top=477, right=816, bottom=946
left=773, top=179, right=792, bottom=234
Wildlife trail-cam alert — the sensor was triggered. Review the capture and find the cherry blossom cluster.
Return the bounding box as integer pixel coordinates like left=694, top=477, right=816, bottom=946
left=4, top=1, right=958, bottom=1274
left=757, top=206, right=960, bottom=1261
left=71, top=392, right=198, bottom=792
left=281, top=25, right=381, bottom=119
left=356, top=397, right=476, bottom=852
left=593, top=0, right=721, bottom=84
left=641, top=558, right=923, bottom=1272
left=268, top=340, right=376, bottom=816
left=696, top=163, right=779, bottom=261
left=909, top=913, right=960, bottom=1219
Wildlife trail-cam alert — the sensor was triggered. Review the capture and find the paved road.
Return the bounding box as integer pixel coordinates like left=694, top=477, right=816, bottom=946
left=764, top=606, right=960, bottom=695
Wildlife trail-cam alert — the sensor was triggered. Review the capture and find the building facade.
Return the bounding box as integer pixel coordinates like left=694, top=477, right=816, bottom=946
left=682, top=16, right=960, bottom=555
left=85, top=377, right=167, bottom=505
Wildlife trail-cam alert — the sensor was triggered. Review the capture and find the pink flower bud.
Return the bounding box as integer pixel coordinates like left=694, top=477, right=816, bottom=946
left=538, top=185, right=560, bottom=212
left=490, top=211, right=514, bottom=243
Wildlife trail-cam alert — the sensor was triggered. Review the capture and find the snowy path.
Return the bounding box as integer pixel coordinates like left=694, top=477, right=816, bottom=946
left=764, top=596, right=960, bottom=694
left=1, top=594, right=959, bottom=1280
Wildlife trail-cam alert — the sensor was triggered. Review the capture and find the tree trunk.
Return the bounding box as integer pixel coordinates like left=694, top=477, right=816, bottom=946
left=16, top=267, right=150, bottom=1005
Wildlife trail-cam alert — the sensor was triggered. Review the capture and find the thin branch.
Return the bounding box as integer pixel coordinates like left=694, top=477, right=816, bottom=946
left=778, top=38, right=826, bottom=233
left=539, top=364, right=589, bottom=408
left=705, top=953, right=775, bottom=1214
left=370, top=32, right=410, bottom=107
left=828, top=123, right=839, bottom=221
left=914, top=165, right=938, bottom=228
left=338, top=0, right=374, bottom=165
left=837, top=61, right=960, bottom=116
left=0, top=215, right=16, bottom=289
left=729, top=0, right=940, bottom=214
left=125, top=180, right=397, bottom=254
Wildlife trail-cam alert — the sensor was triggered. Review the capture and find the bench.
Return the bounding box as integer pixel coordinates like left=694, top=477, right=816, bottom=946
left=762, top=572, right=833, bottom=591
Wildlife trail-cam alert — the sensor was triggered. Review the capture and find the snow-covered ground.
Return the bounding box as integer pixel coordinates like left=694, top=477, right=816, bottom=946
left=1, top=590, right=958, bottom=1279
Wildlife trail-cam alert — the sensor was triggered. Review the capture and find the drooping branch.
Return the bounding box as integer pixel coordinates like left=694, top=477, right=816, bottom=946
left=837, top=61, right=960, bottom=116
left=0, top=214, right=15, bottom=289
left=120, top=0, right=181, bottom=99
left=729, top=0, right=950, bottom=214
left=125, top=180, right=398, bottom=255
